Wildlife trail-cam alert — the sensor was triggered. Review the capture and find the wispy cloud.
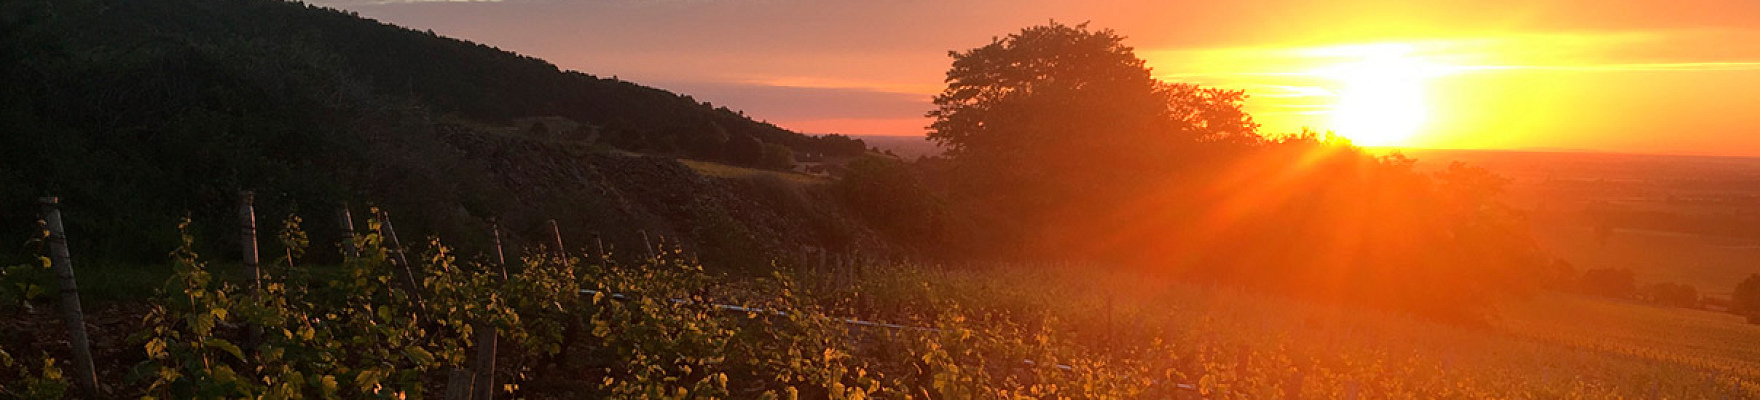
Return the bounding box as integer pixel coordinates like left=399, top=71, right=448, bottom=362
left=1236, top=84, right=1336, bottom=99
left=1143, top=30, right=1760, bottom=106
left=1461, top=61, right=1760, bottom=72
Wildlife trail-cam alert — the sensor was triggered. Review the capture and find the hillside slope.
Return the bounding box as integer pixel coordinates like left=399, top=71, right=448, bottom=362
left=0, top=0, right=887, bottom=267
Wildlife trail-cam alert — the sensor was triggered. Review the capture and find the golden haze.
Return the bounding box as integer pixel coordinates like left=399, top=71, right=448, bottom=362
left=1143, top=31, right=1760, bottom=153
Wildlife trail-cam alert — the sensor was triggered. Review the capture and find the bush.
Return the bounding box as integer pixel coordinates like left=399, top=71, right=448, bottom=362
left=833, top=156, right=952, bottom=253
left=760, top=143, right=795, bottom=170
left=1734, top=274, right=1760, bottom=324
left=1642, top=282, right=1699, bottom=308
left=1539, top=259, right=1577, bottom=289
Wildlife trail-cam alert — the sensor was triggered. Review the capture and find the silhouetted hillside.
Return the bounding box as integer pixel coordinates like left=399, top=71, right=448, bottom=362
left=0, top=0, right=877, bottom=266
left=43, top=0, right=863, bottom=157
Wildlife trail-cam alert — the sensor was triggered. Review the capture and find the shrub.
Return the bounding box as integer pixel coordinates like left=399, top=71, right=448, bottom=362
left=1642, top=282, right=1699, bottom=308
left=1733, top=274, right=1760, bottom=324
left=833, top=156, right=953, bottom=254
left=760, top=143, right=796, bottom=170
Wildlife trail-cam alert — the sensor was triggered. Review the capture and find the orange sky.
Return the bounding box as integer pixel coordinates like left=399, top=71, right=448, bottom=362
left=317, top=0, right=1760, bottom=156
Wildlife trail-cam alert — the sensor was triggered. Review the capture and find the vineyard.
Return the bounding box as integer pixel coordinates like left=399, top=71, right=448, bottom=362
left=4, top=0, right=1756, bottom=397
left=2, top=197, right=1757, bottom=399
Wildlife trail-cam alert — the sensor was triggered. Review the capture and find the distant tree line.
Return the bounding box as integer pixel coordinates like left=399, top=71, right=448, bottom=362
left=1584, top=205, right=1760, bottom=240
left=1561, top=263, right=1760, bottom=323
left=1571, top=266, right=1700, bottom=307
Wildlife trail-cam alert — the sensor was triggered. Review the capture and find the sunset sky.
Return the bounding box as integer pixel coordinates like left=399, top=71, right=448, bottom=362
left=314, top=0, right=1760, bottom=156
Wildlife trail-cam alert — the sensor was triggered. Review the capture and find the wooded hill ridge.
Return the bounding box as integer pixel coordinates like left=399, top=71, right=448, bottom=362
left=0, top=0, right=885, bottom=268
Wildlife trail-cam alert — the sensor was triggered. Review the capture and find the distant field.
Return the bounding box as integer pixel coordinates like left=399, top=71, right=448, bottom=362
left=1531, top=224, right=1759, bottom=297
left=856, top=264, right=1760, bottom=398
left=1394, top=149, right=1760, bottom=297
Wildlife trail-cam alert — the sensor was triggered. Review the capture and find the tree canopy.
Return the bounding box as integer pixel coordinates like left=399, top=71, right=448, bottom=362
left=926, top=22, right=1257, bottom=218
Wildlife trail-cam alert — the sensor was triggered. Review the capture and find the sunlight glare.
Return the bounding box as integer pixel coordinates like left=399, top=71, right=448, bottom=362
left=1311, top=44, right=1448, bottom=147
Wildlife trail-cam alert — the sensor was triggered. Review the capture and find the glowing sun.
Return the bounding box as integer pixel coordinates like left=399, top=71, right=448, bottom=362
left=1312, top=44, right=1448, bottom=147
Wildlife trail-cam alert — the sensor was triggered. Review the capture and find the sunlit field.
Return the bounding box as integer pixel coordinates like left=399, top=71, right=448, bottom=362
left=1399, top=149, right=1760, bottom=300
left=822, top=262, right=1760, bottom=398
left=1498, top=293, right=1760, bottom=387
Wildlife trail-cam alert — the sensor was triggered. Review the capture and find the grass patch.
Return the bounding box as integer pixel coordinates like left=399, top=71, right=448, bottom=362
left=678, top=159, right=827, bottom=185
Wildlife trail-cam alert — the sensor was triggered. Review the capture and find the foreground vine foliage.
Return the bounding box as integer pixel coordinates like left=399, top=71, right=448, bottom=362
left=103, top=214, right=1189, bottom=399
left=5, top=214, right=1750, bottom=398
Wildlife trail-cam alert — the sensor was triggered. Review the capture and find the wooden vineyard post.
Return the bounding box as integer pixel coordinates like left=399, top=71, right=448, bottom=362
left=239, top=191, right=261, bottom=293
left=818, top=250, right=829, bottom=293
left=833, top=254, right=845, bottom=290
left=238, top=191, right=264, bottom=349
left=826, top=254, right=835, bottom=290
left=549, top=219, right=568, bottom=268
left=338, top=203, right=358, bottom=259
left=378, top=211, right=427, bottom=310
left=858, top=254, right=869, bottom=283
left=472, top=220, right=507, bottom=400
left=490, top=218, right=508, bottom=279
left=836, top=253, right=845, bottom=289
left=38, top=197, right=100, bottom=397
left=444, top=369, right=473, bottom=400
left=467, top=320, right=499, bottom=399
left=640, top=229, right=656, bottom=261
left=591, top=231, right=606, bottom=267
left=843, top=253, right=855, bottom=291
left=379, top=211, right=412, bottom=267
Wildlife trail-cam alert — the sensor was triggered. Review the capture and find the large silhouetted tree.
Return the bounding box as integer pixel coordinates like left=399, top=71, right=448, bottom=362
left=926, top=22, right=1256, bottom=219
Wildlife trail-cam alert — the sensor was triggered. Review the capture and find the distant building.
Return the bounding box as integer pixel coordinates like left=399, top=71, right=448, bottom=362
left=794, top=161, right=834, bottom=177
